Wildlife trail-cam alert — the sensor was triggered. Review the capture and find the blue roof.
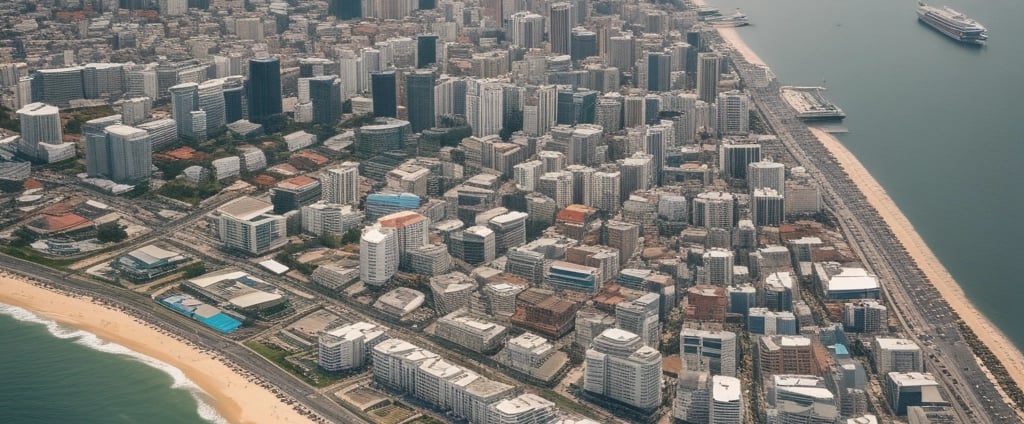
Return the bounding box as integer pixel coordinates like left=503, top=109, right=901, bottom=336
left=834, top=344, right=849, bottom=356
left=197, top=313, right=242, bottom=334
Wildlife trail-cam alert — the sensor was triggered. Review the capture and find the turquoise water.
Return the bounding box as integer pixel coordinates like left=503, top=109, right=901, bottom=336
left=0, top=303, right=222, bottom=424
left=709, top=0, right=1024, bottom=345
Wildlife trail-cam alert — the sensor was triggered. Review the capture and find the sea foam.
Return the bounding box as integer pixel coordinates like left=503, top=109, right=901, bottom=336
left=0, top=302, right=230, bottom=424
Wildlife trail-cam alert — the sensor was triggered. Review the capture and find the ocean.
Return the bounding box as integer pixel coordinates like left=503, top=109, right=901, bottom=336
left=708, top=0, right=1024, bottom=346
left=0, top=303, right=224, bottom=424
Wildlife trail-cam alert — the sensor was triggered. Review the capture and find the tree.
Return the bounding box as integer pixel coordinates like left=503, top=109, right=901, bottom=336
left=10, top=226, right=37, bottom=247
left=96, top=222, right=128, bottom=243
left=181, top=262, right=206, bottom=278
left=340, top=228, right=361, bottom=245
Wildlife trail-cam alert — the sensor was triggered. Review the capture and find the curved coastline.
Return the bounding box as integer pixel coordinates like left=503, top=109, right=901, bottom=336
left=0, top=273, right=316, bottom=424
left=707, top=8, right=1024, bottom=408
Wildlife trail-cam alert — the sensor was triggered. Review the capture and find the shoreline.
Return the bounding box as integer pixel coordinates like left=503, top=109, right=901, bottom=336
left=810, top=128, right=1024, bottom=388
left=0, top=273, right=316, bottom=424
left=706, top=2, right=1024, bottom=408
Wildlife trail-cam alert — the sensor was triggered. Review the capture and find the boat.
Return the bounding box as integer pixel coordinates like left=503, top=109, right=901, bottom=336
left=780, top=86, right=846, bottom=122
left=704, top=9, right=750, bottom=27
left=696, top=6, right=721, bottom=18
left=917, top=1, right=988, bottom=45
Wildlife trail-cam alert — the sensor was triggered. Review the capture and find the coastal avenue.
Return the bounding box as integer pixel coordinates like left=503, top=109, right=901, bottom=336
left=713, top=33, right=1018, bottom=423
left=0, top=253, right=369, bottom=424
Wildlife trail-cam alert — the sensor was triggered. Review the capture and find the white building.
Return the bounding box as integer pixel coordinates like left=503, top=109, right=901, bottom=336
left=323, top=162, right=360, bottom=205
left=872, top=338, right=923, bottom=375
left=318, top=322, right=388, bottom=371
left=505, top=332, right=554, bottom=372
left=584, top=328, right=662, bottom=410
left=215, top=197, right=287, bottom=255
left=709, top=376, right=744, bottom=424
left=301, top=202, right=363, bottom=236
left=487, top=393, right=556, bottom=424
left=513, top=160, right=544, bottom=191
left=615, top=293, right=661, bottom=348
left=435, top=311, right=507, bottom=353
left=703, top=248, right=734, bottom=286
left=360, top=224, right=398, bottom=286
left=681, top=328, right=737, bottom=377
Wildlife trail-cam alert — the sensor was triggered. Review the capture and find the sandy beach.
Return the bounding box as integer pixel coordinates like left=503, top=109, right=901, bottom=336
left=714, top=27, right=766, bottom=67
left=810, top=128, right=1024, bottom=390
left=707, top=4, right=1024, bottom=407
left=0, top=274, right=316, bottom=424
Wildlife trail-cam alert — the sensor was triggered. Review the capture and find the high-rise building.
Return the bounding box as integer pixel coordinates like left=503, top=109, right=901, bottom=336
left=378, top=211, right=430, bottom=268
left=673, top=371, right=711, bottom=423
left=844, top=300, right=888, bottom=334
left=605, top=220, right=639, bottom=266
left=584, top=328, right=662, bottom=410
left=647, top=52, right=672, bottom=92
left=748, top=158, right=786, bottom=195
left=538, top=172, right=573, bottom=209
left=322, top=162, right=360, bottom=205
left=168, top=83, right=199, bottom=138
left=710, top=376, right=745, bottom=424
left=247, top=58, right=282, bottom=121
left=510, top=12, right=545, bottom=49
left=197, top=79, right=226, bottom=135
left=615, top=293, right=661, bottom=348
left=752, top=188, right=785, bottom=227
left=549, top=3, right=573, bottom=55
left=716, top=91, right=749, bottom=136
left=430, top=272, right=476, bottom=315
left=466, top=80, right=504, bottom=137
left=702, top=249, right=734, bottom=286
left=318, top=322, right=388, bottom=371
left=16, top=102, right=64, bottom=159
left=85, top=124, right=152, bottom=183
left=159, top=0, right=187, bottom=16
left=506, top=248, right=546, bottom=285
left=513, top=160, right=544, bottom=191
left=872, top=338, right=924, bottom=375
left=361, top=224, right=399, bottom=286
left=406, top=71, right=436, bottom=133
left=757, top=335, right=817, bottom=377
left=720, top=142, right=761, bottom=179
left=301, top=202, right=363, bottom=236
left=589, top=171, right=621, bottom=213
left=329, top=0, right=361, bottom=19
left=416, top=35, right=438, bottom=69
left=645, top=122, right=672, bottom=185
left=886, top=373, right=943, bottom=415
left=696, top=52, right=721, bottom=104
left=620, top=153, right=653, bottom=198
left=216, top=197, right=288, bottom=255
left=309, top=76, right=342, bottom=125
left=222, top=76, right=244, bottom=123
left=371, top=71, right=397, bottom=118
left=449, top=226, right=496, bottom=265
left=680, top=328, right=737, bottom=376
left=747, top=308, right=798, bottom=335
left=692, top=191, right=735, bottom=229
left=571, top=29, right=599, bottom=61
left=488, top=211, right=528, bottom=254
left=608, top=35, right=636, bottom=74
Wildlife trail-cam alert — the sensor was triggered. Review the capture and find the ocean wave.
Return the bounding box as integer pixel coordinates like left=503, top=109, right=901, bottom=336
left=0, top=303, right=229, bottom=424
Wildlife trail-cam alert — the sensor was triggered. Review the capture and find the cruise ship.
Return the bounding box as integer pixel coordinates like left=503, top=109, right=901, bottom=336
left=917, top=2, right=988, bottom=45
left=704, top=10, right=750, bottom=27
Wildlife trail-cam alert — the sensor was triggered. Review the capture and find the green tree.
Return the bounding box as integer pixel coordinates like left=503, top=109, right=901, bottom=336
left=10, top=226, right=37, bottom=247
left=181, top=262, right=207, bottom=278
left=340, top=228, right=361, bottom=245
left=96, top=222, right=128, bottom=243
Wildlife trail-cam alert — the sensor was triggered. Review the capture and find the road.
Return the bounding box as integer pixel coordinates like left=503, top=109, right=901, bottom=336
left=0, top=253, right=369, bottom=424
left=718, top=33, right=1018, bottom=423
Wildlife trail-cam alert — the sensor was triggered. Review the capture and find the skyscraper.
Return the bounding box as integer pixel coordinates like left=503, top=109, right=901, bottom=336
left=86, top=124, right=152, bottom=183
left=466, top=80, right=504, bottom=137
left=703, top=248, right=735, bottom=286
left=323, top=162, right=361, bottom=205
left=510, top=12, right=545, bottom=49
left=584, top=328, right=662, bottom=410
left=247, top=58, right=283, bottom=121
left=168, top=83, right=199, bottom=138
left=615, top=293, right=661, bottom=348
left=752, top=188, right=785, bottom=226
left=16, top=103, right=63, bottom=157
left=406, top=70, right=436, bottom=133
left=716, top=90, right=750, bottom=136
left=748, top=158, right=786, bottom=195
left=416, top=35, right=438, bottom=69
left=309, top=76, right=342, bottom=125
left=330, top=0, right=362, bottom=19
left=549, top=3, right=573, bottom=55
left=371, top=71, right=397, bottom=118
left=648, top=52, right=672, bottom=92
left=571, top=29, right=599, bottom=61
left=697, top=52, right=721, bottom=104
left=197, top=79, right=226, bottom=135
left=361, top=224, right=398, bottom=287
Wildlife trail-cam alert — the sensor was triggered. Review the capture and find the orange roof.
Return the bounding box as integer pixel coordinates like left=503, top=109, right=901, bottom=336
left=277, top=175, right=319, bottom=190
left=378, top=211, right=426, bottom=228
left=23, top=179, right=43, bottom=190
left=161, top=146, right=196, bottom=161
left=29, top=213, right=93, bottom=234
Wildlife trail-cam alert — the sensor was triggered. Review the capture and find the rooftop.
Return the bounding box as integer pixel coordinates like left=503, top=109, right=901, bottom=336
left=217, top=197, right=274, bottom=221
left=712, top=375, right=742, bottom=402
